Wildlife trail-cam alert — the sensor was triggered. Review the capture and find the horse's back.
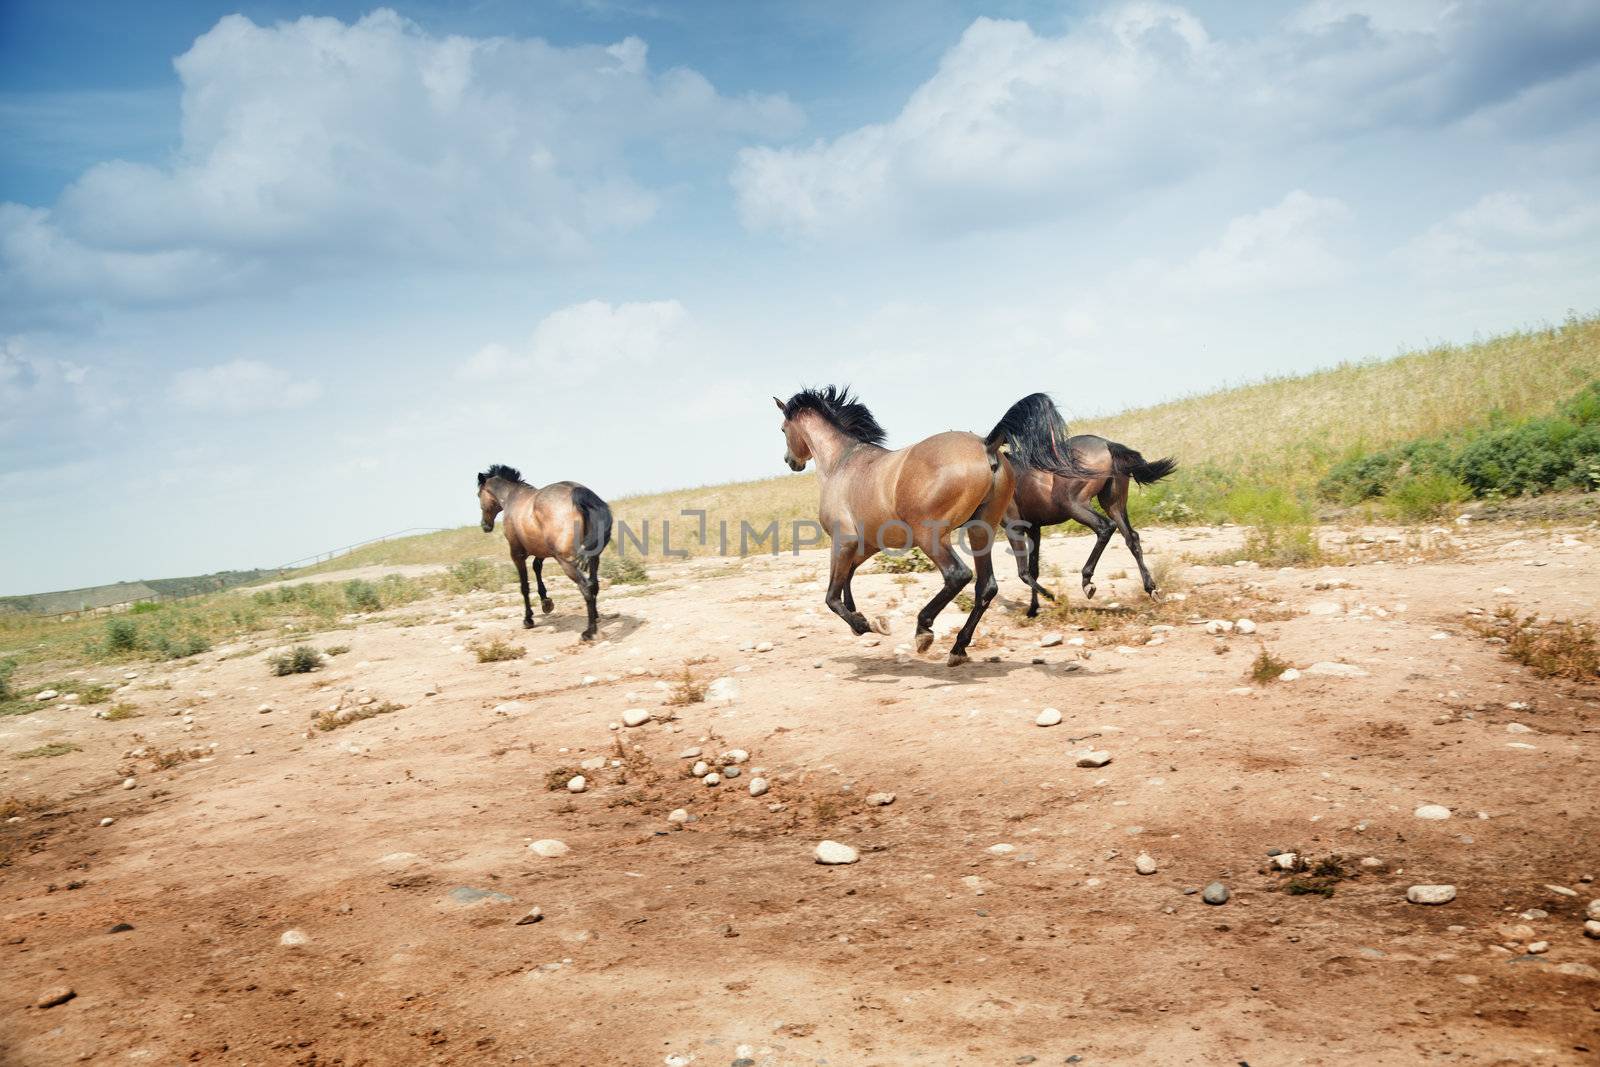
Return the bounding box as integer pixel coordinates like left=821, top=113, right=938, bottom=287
left=895, top=430, right=1010, bottom=527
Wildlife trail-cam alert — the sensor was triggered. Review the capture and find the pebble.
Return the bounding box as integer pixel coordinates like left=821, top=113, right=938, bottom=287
left=1278, top=668, right=1301, bottom=681
left=1505, top=722, right=1533, bottom=734
left=1271, top=853, right=1298, bottom=871
left=866, top=792, right=896, bottom=806
left=528, top=839, right=570, bottom=858
left=566, top=776, right=587, bottom=794
left=706, top=678, right=739, bottom=704
left=98, top=817, right=114, bottom=827
left=1040, top=633, right=1063, bottom=647
left=1135, top=852, right=1157, bottom=875
left=1414, top=804, right=1452, bottom=821
left=1527, top=940, right=1549, bottom=954
left=1584, top=920, right=1600, bottom=940
left=1544, top=884, right=1578, bottom=897
left=1203, top=620, right=1234, bottom=635
left=723, top=749, right=749, bottom=764
left=748, top=777, right=770, bottom=797
left=722, top=766, right=742, bottom=779
left=1075, top=750, right=1112, bottom=768
left=691, top=761, right=710, bottom=777
left=1202, top=882, right=1229, bottom=905
left=515, top=907, right=544, bottom=925
left=1305, top=661, right=1368, bottom=678
left=257, top=703, right=273, bottom=714
left=34, top=689, right=58, bottom=701
left=1234, top=619, right=1257, bottom=635
left=1406, top=884, right=1457, bottom=905
left=815, top=840, right=860, bottom=865
left=279, top=929, right=310, bottom=947
left=1589, top=899, right=1600, bottom=921
left=704, top=773, right=722, bottom=787
left=678, top=747, right=701, bottom=759
left=121, top=777, right=136, bottom=790
left=987, top=843, right=1016, bottom=856
left=1035, top=708, right=1062, bottom=727
left=754, top=641, right=774, bottom=653
left=34, top=986, right=75, bottom=1008
left=622, top=708, right=651, bottom=727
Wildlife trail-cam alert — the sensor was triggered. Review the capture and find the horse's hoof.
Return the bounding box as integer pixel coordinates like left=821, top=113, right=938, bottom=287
left=946, top=651, right=969, bottom=668
left=541, top=599, right=555, bottom=614
left=1025, top=606, right=1039, bottom=619
left=870, top=615, right=891, bottom=635
left=1147, top=587, right=1162, bottom=602
left=522, top=617, right=535, bottom=629
left=1083, top=582, right=1097, bottom=599
left=914, top=631, right=933, bottom=653
left=580, top=630, right=596, bottom=642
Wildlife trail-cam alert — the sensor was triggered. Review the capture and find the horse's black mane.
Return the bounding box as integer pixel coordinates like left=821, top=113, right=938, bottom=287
left=478, top=463, right=525, bottom=487
left=782, top=385, right=887, bottom=446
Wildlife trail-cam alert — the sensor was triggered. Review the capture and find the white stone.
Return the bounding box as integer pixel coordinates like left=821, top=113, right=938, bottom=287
left=1204, top=620, right=1234, bottom=635
left=1527, top=940, right=1549, bottom=954
left=1234, top=619, right=1257, bottom=635
left=566, top=776, right=587, bottom=793
left=1414, top=804, right=1452, bottom=821
left=691, top=761, right=709, bottom=778
left=1505, top=723, right=1534, bottom=734
left=754, top=641, right=774, bottom=653
left=1305, top=662, right=1368, bottom=678
left=1584, top=920, right=1600, bottom=940
left=679, top=747, right=701, bottom=759
left=1135, top=852, right=1157, bottom=875
left=706, top=678, right=738, bottom=704
left=723, top=749, right=749, bottom=764
left=1588, top=899, right=1600, bottom=921
left=1040, top=633, right=1063, bottom=647
left=1544, top=884, right=1578, bottom=897
left=622, top=708, right=651, bottom=727
left=280, top=929, right=310, bottom=946
left=866, top=792, right=896, bottom=806
left=667, top=808, right=689, bottom=824
left=121, top=777, right=136, bottom=790
left=1279, top=668, right=1301, bottom=681
left=98, top=817, right=114, bottom=827
left=987, top=843, right=1016, bottom=856
left=34, top=689, right=58, bottom=701
left=703, top=773, right=721, bottom=787
left=814, top=840, right=859, bottom=865
left=1075, top=750, right=1112, bottom=768
left=1035, top=708, right=1062, bottom=727
left=528, top=839, right=570, bottom=858
left=748, top=777, right=770, bottom=797
left=1406, top=884, right=1457, bottom=905
left=1271, top=852, right=1298, bottom=870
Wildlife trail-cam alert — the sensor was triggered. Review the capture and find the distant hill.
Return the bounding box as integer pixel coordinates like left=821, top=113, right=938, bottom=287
left=0, top=570, right=279, bottom=617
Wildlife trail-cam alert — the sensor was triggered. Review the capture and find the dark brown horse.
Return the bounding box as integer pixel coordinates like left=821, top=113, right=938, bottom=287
left=775, top=387, right=1092, bottom=665
left=990, top=395, right=1176, bottom=616
left=477, top=464, right=613, bottom=640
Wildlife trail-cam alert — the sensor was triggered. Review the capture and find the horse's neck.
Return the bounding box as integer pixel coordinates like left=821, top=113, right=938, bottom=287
left=803, top=420, right=861, bottom=478
left=492, top=478, right=532, bottom=505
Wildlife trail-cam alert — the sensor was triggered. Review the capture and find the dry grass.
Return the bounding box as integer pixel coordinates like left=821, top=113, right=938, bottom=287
left=0, top=794, right=48, bottom=820
left=148, top=746, right=207, bottom=770
left=12, top=742, right=80, bottom=760
left=102, top=703, right=140, bottom=721
left=1250, top=649, right=1292, bottom=684
left=1467, top=606, right=1600, bottom=681
left=665, top=663, right=707, bottom=706
left=314, top=700, right=405, bottom=731
left=473, top=638, right=526, bottom=663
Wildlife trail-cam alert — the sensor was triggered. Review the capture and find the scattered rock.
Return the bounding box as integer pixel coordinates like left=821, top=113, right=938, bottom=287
left=1203, top=620, right=1234, bottom=635
left=1584, top=920, right=1600, bottom=940
left=723, top=749, right=749, bottom=764
left=1278, top=668, right=1301, bottom=681
left=1527, top=940, right=1550, bottom=954
left=528, top=839, right=570, bottom=858
left=566, top=775, right=587, bottom=794
left=706, top=678, right=739, bottom=704
left=1271, top=853, right=1298, bottom=871
left=1075, top=750, right=1112, bottom=768
left=1359, top=857, right=1386, bottom=871
left=1414, top=804, right=1452, bottom=821
left=515, top=907, right=544, bottom=925
left=1135, top=852, right=1157, bottom=875
left=279, top=929, right=310, bottom=947
left=622, top=708, right=651, bottom=727
left=1505, top=722, right=1534, bottom=734
left=866, top=792, right=896, bottom=806
left=1040, top=633, right=1063, bottom=647
left=1234, top=619, right=1257, bottom=635
left=1035, top=708, right=1062, bottom=727
left=1305, top=661, right=1368, bottom=678
left=34, top=986, right=75, bottom=1008
left=1202, top=882, right=1229, bottom=905
left=754, top=641, right=774, bottom=653
left=1406, top=884, right=1457, bottom=905
left=667, top=808, right=690, bottom=825
left=704, top=773, right=722, bottom=787
left=447, top=886, right=513, bottom=905
left=722, top=766, right=742, bottom=779
left=1588, top=899, right=1600, bottom=921
left=34, top=690, right=58, bottom=702
left=748, top=777, right=770, bottom=797
left=1544, top=884, right=1578, bottom=897
left=107, top=923, right=133, bottom=934
left=691, top=761, right=710, bottom=778
left=98, top=817, right=114, bottom=827
left=121, top=777, right=136, bottom=790
left=815, top=840, right=860, bottom=865
left=678, top=747, right=701, bottom=759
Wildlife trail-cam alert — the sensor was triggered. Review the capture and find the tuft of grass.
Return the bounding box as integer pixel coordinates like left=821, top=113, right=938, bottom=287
left=0, top=794, right=48, bottom=819
left=268, top=645, right=322, bottom=676
left=344, top=579, right=383, bottom=612
left=473, top=638, right=526, bottom=663
left=446, top=557, right=507, bottom=592
left=873, top=548, right=935, bottom=574
left=103, top=618, right=140, bottom=653
left=1384, top=471, right=1473, bottom=521
left=12, top=742, right=81, bottom=760
left=323, top=644, right=351, bottom=657
left=544, top=766, right=579, bottom=791
left=102, top=703, right=140, bottom=721
left=0, top=658, right=16, bottom=703
left=1276, top=854, right=1352, bottom=897
left=601, top=555, right=650, bottom=585
left=314, top=700, right=404, bottom=731
left=1467, top=606, right=1599, bottom=681
left=665, top=663, right=707, bottom=706
left=1249, top=648, right=1292, bottom=684
left=149, top=746, right=206, bottom=770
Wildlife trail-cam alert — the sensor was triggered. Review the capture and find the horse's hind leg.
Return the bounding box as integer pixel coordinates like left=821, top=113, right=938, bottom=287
left=1103, top=480, right=1158, bottom=597
left=1024, top=525, right=1058, bottom=616
left=513, top=550, right=534, bottom=628
left=914, top=535, right=972, bottom=654
left=555, top=556, right=599, bottom=640
left=1067, top=490, right=1116, bottom=599
left=948, top=540, right=998, bottom=667
left=533, top=558, right=553, bottom=613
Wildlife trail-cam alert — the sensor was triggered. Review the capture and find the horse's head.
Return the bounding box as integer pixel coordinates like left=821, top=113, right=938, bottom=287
left=774, top=396, right=810, bottom=471
left=476, top=471, right=504, bottom=532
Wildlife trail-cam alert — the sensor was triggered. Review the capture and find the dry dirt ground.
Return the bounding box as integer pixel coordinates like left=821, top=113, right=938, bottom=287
left=3, top=522, right=1599, bottom=1066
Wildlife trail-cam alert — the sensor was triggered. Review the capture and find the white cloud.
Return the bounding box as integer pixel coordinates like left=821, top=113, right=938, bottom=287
left=0, top=9, right=801, bottom=315
left=460, top=299, right=691, bottom=384
left=1398, top=189, right=1600, bottom=283
left=0, top=336, right=94, bottom=436
left=170, top=359, right=322, bottom=413
left=1165, top=190, right=1352, bottom=293
left=733, top=1, right=1600, bottom=238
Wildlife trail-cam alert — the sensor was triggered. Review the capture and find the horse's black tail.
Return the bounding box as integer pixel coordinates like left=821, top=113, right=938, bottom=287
left=986, top=392, right=1098, bottom=478
left=1107, top=441, right=1177, bottom=485
left=572, top=486, right=613, bottom=559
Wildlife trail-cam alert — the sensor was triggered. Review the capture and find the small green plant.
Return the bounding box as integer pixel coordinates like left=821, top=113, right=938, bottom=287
left=601, top=554, right=649, bottom=585
left=873, top=548, right=934, bottom=573
left=666, top=663, right=707, bottom=706
left=324, top=644, right=351, bottom=656
left=12, top=742, right=81, bottom=760
left=0, top=659, right=16, bottom=703
left=1468, top=606, right=1599, bottom=680
left=128, top=601, right=163, bottom=615
left=102, top=703, right=140, bottom=721
left=1249, top=648, right=1292, bottom=683
left=150, top=632, right=210, bottom=661
left=447, top=558, right=501, bottom=592
left=268, top=645, right=322, bottom=676
left=953, top=591, right=975, bottom=612
left=1384, top=472, right=1471, bottom=521
left=473, top=638, right=526, bottom=663
left=104, top=618, right=140, bottom=653
left=344, top=579, right=383, bottom=612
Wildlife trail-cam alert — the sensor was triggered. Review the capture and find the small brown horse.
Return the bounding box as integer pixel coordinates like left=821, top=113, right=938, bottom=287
left=477, top=464, right=613, bottom=640
left=990, top=395, right=1176, bottom=616
left=775, top=387, right=1092, bottom=665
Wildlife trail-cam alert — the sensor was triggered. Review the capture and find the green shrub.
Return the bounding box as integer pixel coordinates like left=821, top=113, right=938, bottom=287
left=473, top=638, right=526, bottom=663
left=0, top=659, right=13, bottom=702
left=447, top=558, right=501, bottom=592
left=129, top=601, right=163, bottom=615
left=601, top=555, right=649, bottom=585
left=344, top=579, right=383, bottom=612
left=104, top=618, right=140, bottom=653
left=1385, top=472, right=1471, bottom=520
left=150, top=632, right=210, bottom=660
left=873, top=548, right=934, bottom=573
left=268, top=645, right=322, bottom=676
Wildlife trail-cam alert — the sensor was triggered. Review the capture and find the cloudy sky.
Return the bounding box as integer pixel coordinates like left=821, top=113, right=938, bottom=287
left=3, top=0, right=1598, bottom=594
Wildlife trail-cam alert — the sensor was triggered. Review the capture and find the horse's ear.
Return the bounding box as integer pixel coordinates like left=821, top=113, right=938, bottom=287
left=773, top=396, right=786, bottom=413
left=477, top=471, right=487, bottom=488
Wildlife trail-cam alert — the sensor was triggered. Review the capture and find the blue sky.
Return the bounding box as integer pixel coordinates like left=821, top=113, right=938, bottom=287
left=3, top=0, right=1598, bottom=594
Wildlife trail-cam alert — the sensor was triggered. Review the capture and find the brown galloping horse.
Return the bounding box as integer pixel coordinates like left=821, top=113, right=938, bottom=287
left=476, top=464, right=613, bottom=640
left=775, top=387, right=1092, bottom=666
left=990, top=395, right=1176, bottom=617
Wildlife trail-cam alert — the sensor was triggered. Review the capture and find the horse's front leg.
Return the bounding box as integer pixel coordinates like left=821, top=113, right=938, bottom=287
left=513, top=551, right=534, bottom=628
left=825, top=547, right=885, bottom=636
left=533, top=557, right=553, bottom=614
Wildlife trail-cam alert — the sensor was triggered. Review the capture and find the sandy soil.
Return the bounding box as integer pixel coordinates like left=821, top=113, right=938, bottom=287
left=3, top=522, right=1598, bottom=1066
